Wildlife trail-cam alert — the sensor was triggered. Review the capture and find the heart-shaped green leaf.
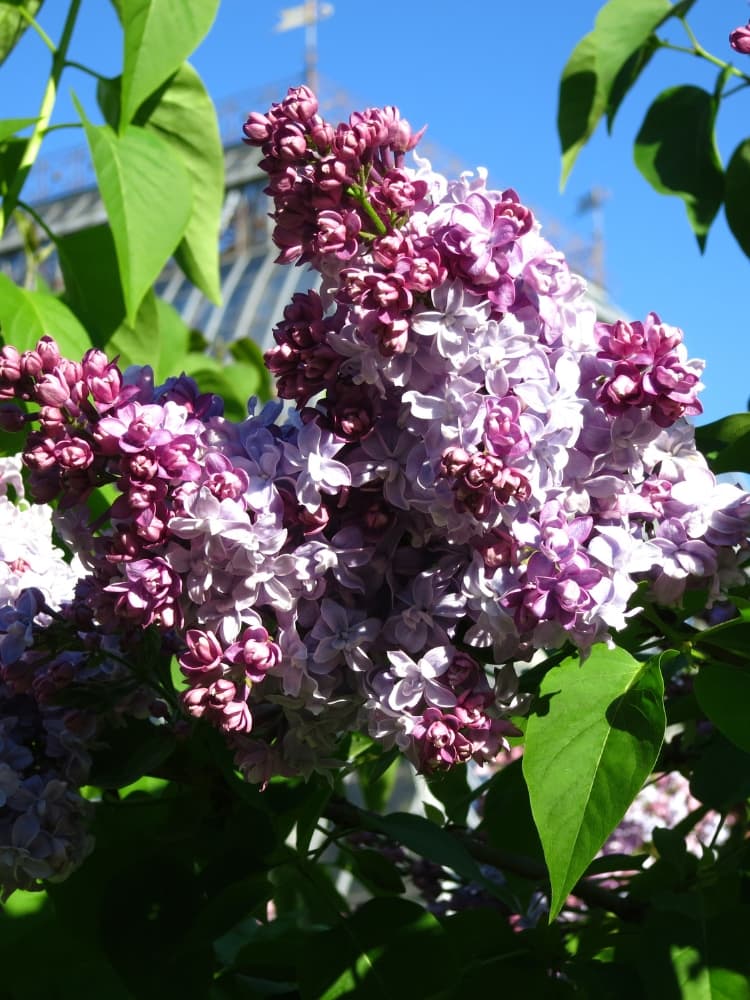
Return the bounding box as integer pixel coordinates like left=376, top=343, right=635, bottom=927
left=0, top=272, right=90, bottom=357
left=634, top=85, right=723, bottom=251
left=79, top=106, right=192, bottom=323
left=524, top=645, right=665, bottom=919
left=141, top=63, right=223, bottom=304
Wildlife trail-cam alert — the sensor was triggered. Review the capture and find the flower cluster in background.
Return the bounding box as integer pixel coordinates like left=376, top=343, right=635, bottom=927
left=0, top=86, right=748, bottom=825
left=0, top=457, right=93, bottom=894
left=0, top=454, right=83, bottom=612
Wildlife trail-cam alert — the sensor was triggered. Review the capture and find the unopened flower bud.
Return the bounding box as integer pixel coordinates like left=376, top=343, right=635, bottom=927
left=35, top=371, right=71, bottom=407
left=20, top=350, right=43, bottom=378
left=0, top=346, right=21, bottom=382
left=730, top=22, right=750, bottom=54
left=36, top=336, right=62, bottom=372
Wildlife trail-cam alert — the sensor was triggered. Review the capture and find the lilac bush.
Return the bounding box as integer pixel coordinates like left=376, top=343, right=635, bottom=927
left=1, top=86, right=748, bottom=797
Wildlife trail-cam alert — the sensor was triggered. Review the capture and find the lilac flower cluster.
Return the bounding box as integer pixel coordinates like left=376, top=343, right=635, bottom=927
left=0, top=584, right=97, bottom=896
left=0, top=676, right=93, bottom=896
left=0, top=454, right=83, bottom=611
left=0, top=86, right=748, bottom=788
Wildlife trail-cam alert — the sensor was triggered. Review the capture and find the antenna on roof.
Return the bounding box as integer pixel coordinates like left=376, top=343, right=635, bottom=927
left=275, top=1, right=334, bottom=93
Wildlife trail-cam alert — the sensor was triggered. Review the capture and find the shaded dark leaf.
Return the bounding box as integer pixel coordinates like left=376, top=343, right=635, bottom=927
left=634, top=85, right=723, bottom=251
left=725, top=139, right=750, bottom=260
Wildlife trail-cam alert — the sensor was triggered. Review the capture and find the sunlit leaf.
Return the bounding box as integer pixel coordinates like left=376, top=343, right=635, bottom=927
left=142, top=63, right=223, bottom=303
left=120, top=0, right=219, bottom=125
left=152, top=295, right=190, bottom=382
left=0, top=116, right=37, bottom=143
left=0, top=0, right=43, bottom=67
left=98, top=65, right=224, bottom=304
left=0, top=272, right=90, bottom=356
left=78, top=104, right=192, bottom=322
left=523, top=645, right=665, bottom=919
left=106, top=289, right=160, bottom=368
left=558, top=0, right=671, bottom=186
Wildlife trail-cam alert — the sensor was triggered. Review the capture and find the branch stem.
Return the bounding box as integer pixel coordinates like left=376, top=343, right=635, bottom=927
left=0, top=0, right=83, bottom=236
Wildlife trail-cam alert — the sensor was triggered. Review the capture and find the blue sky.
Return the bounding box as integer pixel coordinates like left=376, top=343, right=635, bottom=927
left=2, top=0, right=749, bottom=424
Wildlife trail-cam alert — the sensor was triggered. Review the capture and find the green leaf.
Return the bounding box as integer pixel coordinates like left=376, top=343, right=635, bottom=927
left=106, top=288, right=161, bottom=368
left=695, top=662, right=750, bottom=754
left=98, top=64, right=224, bottom=304
left=690, top=734, right=750, bottom=810
left=724, top=139, right=750, bottom=260
left=345, top=847, right=406, bottom=896
left=96, top=75, right=121, bottom=130
left=0, top=1, right=43, bottom=67
left=0, top=135, right=25, bottom=195
left=295, top=777, right=331, bottom=855
left=300, top=898, right=454, bottom=1000
left=427, top=764, right=473, bottom=825
left=624, top=906, right=750, bottom=1000
left=0, top=272, right=90, bottom=356
left=480, top=758, right=544, bottom=863
left=0, top=116, right=37, bottom=143
left=181, top=355, right=261, bottom=422
left=368, top=811, right=484, bottom=886
left=606, top=35, right=659, bottom=132
left=357, top=751, right=400, bottom=813
left=58, top=223, right=126, bottom=347
left=634, top=85, right=724, bottom=251
left=558, top=32, right=602, bottom=187
left=671, top=950, right=750, bottom=1000
left=153, top=295, right=191, bottom=382
left=89, top=717, right=177, bottom=788
left=78, top=103, right=192, bottom=323
left=228, top=337, right=273, bottom=402
left=120, top=0, right=220, bottom=126
left=693, top=613, right=750, bottom=657
left=142, top=63, right=223, bottom=303
left=523, top=645, right=666, bottom=919
left=696, top=412, right=750, bottom=473
left=558, top=0, right=672, bottom=186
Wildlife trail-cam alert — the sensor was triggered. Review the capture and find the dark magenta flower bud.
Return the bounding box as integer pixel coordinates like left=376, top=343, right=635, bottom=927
left=730, top=22, right=750, bottom=53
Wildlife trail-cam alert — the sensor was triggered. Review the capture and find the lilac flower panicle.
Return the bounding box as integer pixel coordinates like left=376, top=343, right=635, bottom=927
left=0, top=82, right=747, bottom=857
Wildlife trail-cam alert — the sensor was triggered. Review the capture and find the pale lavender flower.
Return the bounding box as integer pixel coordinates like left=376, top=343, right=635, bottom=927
left=285, top=420, right=351, bottom=511
left=310, top=598, right=381, bottom=672
left=379, top=647, right=457, bottom=712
